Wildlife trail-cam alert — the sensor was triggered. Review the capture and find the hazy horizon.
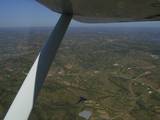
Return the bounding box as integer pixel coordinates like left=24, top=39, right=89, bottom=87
left=0, top=0, right=160, bottom=28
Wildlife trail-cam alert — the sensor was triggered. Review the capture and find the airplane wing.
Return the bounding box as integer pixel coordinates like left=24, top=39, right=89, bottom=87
left=37, top=0, right=160, bottom=22
left=4, top=1, right=160, bottom=120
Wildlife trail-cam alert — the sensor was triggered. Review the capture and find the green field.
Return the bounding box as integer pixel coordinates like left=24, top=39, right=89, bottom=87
left=0, top=27, right=160, bottom=120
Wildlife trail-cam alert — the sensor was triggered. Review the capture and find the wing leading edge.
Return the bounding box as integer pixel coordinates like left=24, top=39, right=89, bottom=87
left=37, top=0, right=160, bottom=23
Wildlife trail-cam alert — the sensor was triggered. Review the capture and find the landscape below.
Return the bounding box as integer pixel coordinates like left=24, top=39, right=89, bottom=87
left=0, top=27, right=160, bottom=120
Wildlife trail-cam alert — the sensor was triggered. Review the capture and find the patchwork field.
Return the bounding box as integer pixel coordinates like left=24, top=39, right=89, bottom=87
left=0, top=27, right=160, bottom=120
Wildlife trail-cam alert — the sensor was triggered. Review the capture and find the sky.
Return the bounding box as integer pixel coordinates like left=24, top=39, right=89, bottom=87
left=0, top=0, right=160, bottom=28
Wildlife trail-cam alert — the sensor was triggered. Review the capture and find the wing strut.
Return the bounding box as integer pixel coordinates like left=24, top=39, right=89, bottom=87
left=4, top=14, right=72, bottom=120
